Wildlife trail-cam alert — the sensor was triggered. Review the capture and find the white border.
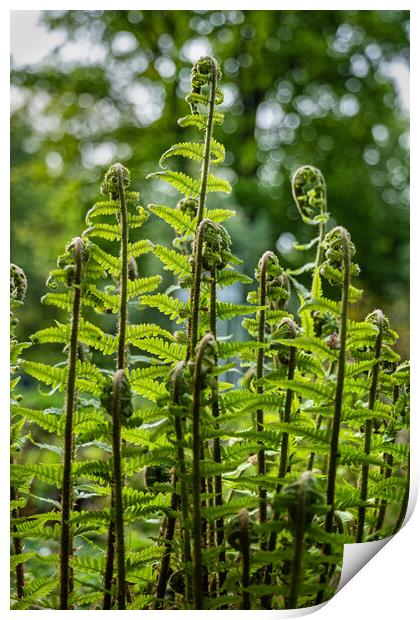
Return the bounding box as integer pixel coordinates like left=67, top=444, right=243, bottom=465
left=2, top=3, right=417, bottom=619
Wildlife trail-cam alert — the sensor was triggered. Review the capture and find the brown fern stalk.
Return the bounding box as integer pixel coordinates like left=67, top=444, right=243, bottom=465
left=108, top=370, right=127, bottom=609
left=191, top=333, right=214, bottom=609
left=59, top=237, right=84, bottom=610
left=255, top=251, right=276, bottom=534
left=316, top=227, right=352, bottom=604
left=155, top=363, right=191, bottom=608
left=103, top=163, right=130, bottom=609
left=262, top=320, right=297, bottom=607
left=356, top=310, right=384, bottom=542
left=187, top=56, right=219, bottom=360
left=209, top=265, right=226, bottom=591
left=239, top=509, right=251, bottom=610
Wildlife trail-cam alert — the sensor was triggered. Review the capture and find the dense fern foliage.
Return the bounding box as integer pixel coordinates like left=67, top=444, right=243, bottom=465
left=10, top=57, right=410, bottom=611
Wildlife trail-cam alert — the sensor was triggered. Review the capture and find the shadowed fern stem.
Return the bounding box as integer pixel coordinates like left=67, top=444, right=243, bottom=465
left=191, top=333, right=214, bottom=609
left=316, top=227, right=352, bottom=604
left=109, top=370, right=128, bottom=609
left=209, top=265, right=225, bottom=591
left=255, top=251, right=276, bottom=533
left=60, top=237, right=84, bottom=609
left=239, top=509, right=251, bottom=610
left=356, top=310, right=385, bottom=542
left=262, top=319, right=297, bottom=607
left=103, top=163, right=130, bottom=609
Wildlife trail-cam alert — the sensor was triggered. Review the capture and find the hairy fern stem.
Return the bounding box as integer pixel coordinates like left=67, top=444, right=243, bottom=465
left=187, top=57, right=218, bottom=360
left=356, top=310, right=384, bottom=542
left=59, top=237, right=84, bottom=610
left=374, top=366, right=399, bottom=533
left=109, top=370, right=127, bottom=609
left=209, top=265, right=225, bottom=590
left=262, top=324, right=297, bottom=607
left=103, top=163, right=130, bottom=609
left=239, top=509, right=251, bottom=610
left=192, top=333, right=214, bottom=609
left=316, top=227, right=351, bottom=604
left=256, top=251, right=276, bottom=533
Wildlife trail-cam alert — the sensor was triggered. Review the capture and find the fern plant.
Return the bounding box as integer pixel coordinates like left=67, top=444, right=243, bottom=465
left=10, top=264, right=30, bottom=601
left=10, top=54, right=410, bottom=611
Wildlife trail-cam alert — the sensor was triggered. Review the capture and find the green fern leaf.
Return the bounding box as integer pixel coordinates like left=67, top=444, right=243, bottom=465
left=127, top=275, right=162, bottom=297
left=275, top=378, right=334, bottom=401
left=11, top=577, right=57, bottom=610
left=137, top=337, right=186, bottom=364
left=275, top=335, right=338, bottom=361
left=202, top=207, right=236, bottom=223
left=153, top=245, right=190, bottom=278
left=130, top=376, right=168, bottom=403
left=86, top=241, right=121, bottom=276
left=140, top=293, right=188, bottom=323
left=178, top=111, right=224, bottom=129
left=148, top=203, right=195, bottom=234
left=12, top=404, right=62, bottom=434
left=127, top=239, right=153, bottom=258
left=126, top=324, right=174, bottom=344
left=299, top=297, right=341, bottom=316
left=83, top=223, right=121, bottom=241
left=216, top=302, right=259, bottom=320
left=147, top=170, right=200, bottom=197
left=41, top=291, right=72, bottom=311
left=216, top=269, right=253, bottom=288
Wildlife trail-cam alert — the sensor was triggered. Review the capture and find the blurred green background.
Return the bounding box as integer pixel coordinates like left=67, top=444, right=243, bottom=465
left=11, top=9, right=409, bottom=356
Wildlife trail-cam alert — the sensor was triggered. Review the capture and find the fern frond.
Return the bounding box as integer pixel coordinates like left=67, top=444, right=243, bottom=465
left=127, top=239, right=153, bottom=258
left=83, top=223, right=121, bottom=242
left=202, top=207, right=236, bottom=224
left=274, top=335, right=338, bottom=361
left=86, top=241, right=121, bottom=276
left=148, top=204, right=195, bottom=235
left=299, top=297, right=341, bottom=317
left=127, top=275, right=162, bottom=297
left=140, top=293, right=188, bottom=323
left=23, top=360, right=104, bottom=395
left=216, top=269, right=253, bottom=288
left=148, top=170, right=231, bottom=197
left=130, top=376, right=168, bottom=403
left=216, top=302, right=259, bottom=321
left=178, top=111, right=224, bottom=129
left=137, top=337, right=186, bottom=364
left=41, top=291, right=72, bottom=311
left=153, top=245, right=190, bottom=278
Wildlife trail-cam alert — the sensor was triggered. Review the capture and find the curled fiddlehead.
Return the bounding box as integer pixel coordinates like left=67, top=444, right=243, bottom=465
left=291, top=165, right=328, bottom=298
left=292, top=165, right=327, bottom=225
left=10, top=264, right=28, bottom=303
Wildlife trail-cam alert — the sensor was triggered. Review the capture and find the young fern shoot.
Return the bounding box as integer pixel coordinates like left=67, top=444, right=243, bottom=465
left=316, top=226, right=359, bottom=602
left=10, top=264, right=29, bottom=601
left=147, top=56, right=230, bottom=359
left=100, top=164, right=131, bottom=609
left=291, top=166, right=328, bottom=298
left=59, top=237, right=85, bottom=610
left=255, top=251, right=277, bottom=531
left=191, top=333, right=217, bottom=609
